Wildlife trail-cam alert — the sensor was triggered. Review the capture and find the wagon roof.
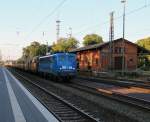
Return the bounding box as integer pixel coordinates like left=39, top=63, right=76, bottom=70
left=70, top=38, right=150, bottom=54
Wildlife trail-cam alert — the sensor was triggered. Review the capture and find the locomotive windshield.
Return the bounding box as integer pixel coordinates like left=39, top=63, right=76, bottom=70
left=68, top=55, right=76, bottom=62
left=57, top=54, right=76, bottom=68
left=59, top=55, right=66, bottom=62
left=58, top=54, right=75, bottom=62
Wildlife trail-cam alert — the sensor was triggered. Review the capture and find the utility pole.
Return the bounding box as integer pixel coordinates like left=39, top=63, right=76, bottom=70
left=42, top=31, right=45, bottom=37
left=42, top=31, right=48, bottom=55
left=109, top=11, right=114, bottom=71
left=109, top=12, right=114, bottom=71
left=46, top=41, right=48, bottom=55
left=121, top=0, right=126, bottom=76
left=68, top=27, right=72, bottom=38
left=56, top=20, right=61, bottom=43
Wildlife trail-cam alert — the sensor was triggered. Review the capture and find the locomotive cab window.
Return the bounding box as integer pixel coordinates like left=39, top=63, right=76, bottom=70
left=52, top=56, right=56, bottom=63
left=59, top=55, right=66, bottom=61
left=68, top=55, right=75, bottom=61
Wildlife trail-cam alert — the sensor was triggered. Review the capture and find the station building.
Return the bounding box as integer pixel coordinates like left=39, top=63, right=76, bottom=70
left=71, top=38, right=148, bottom=72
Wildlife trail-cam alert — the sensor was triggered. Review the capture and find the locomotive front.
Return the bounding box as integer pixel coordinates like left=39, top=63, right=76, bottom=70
left=56, top=53, right=77, bottom=79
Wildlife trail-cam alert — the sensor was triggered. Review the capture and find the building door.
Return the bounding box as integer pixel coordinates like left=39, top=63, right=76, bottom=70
left=114, top=56, right=123, bottom=70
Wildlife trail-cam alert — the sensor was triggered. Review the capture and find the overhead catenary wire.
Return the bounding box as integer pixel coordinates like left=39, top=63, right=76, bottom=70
left=0, top=44, right=21, bottom=46
left=73, top=2, right=150, bottom=36
left=25, top=0, right=67, bottom=41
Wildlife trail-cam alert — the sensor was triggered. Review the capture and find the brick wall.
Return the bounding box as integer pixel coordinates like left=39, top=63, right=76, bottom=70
left=76, top=39, right=138, bottom=71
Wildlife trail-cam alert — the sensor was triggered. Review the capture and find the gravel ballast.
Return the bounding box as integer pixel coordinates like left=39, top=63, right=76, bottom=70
left=10, top=69, right=150, bottom=122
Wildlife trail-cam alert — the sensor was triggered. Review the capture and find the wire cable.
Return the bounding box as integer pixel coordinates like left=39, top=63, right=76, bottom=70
left=73, top=3, right=150, bottom=36
left=25, top=0, right=67, bottom=40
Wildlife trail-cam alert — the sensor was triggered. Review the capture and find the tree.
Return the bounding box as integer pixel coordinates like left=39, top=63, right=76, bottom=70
left=136, top=37, right=150, bottom=70
left=66, top=37, right=79, bottom=50
left=137, top=37, right=150, bottom=51
left=83, top=34, right=103, bottom=46
left=37, top=44, right=47, bottom=56
left=21, top=41, right=47, bottom=61
left=52, top=37, right=79, bottom=53
left=52, top=38, right=67, bottom=52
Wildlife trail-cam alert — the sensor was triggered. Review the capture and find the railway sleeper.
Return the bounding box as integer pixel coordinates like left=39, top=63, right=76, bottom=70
left=59, top=116, right=86, bottom=121
left=54, top=111, right=80, bottom=115
left=51, top=106, right=72, bottom=110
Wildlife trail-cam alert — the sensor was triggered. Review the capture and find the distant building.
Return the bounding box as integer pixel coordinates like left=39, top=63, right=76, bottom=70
left=70, top=38, right=149, bottom=72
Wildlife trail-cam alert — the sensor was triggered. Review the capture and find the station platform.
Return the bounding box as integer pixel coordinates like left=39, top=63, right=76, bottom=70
left=0, top=67, right=59, bottom=122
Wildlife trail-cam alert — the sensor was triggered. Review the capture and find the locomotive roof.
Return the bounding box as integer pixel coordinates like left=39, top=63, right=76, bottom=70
left=39, top=53, right=75, bottom=59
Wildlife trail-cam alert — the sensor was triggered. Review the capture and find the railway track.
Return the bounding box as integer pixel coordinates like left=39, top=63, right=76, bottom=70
left=70, top=79, right=150, bottom=112
left=77, top=76, right=150, bottom=89
left=11, top=69, right=99, bottom=122
left=9, top=68, right=150, bottom=122
left=12, top=68, right=150, bottom=112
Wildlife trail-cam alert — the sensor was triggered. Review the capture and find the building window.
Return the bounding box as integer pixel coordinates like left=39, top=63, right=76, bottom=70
left=96, top=59, right=98, bottom=65
left=129, top=58, right=133, bottom=62
left=115, top=47, right=118, bottom=53
left=115, top=47, right=124, bottom=54
left=119, top=47, right=122, bottom=53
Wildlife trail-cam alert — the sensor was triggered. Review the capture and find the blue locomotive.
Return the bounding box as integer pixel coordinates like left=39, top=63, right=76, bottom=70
left=38, top=53, right=77, bottom=80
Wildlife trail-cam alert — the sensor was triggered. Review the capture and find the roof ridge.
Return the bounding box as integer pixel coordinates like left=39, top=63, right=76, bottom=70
left=69, top=38, right=136, bottom=52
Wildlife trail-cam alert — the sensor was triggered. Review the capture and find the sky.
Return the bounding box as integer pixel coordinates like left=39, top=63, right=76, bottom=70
left=0, top=0, right=150, bottom=60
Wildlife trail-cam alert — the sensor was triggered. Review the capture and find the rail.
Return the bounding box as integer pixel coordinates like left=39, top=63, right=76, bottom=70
left=11, top=69, right=99, bottom=122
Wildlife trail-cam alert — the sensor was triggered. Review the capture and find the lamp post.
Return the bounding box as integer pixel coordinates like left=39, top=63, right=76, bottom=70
left=121, top=0, right=126, bottom=76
